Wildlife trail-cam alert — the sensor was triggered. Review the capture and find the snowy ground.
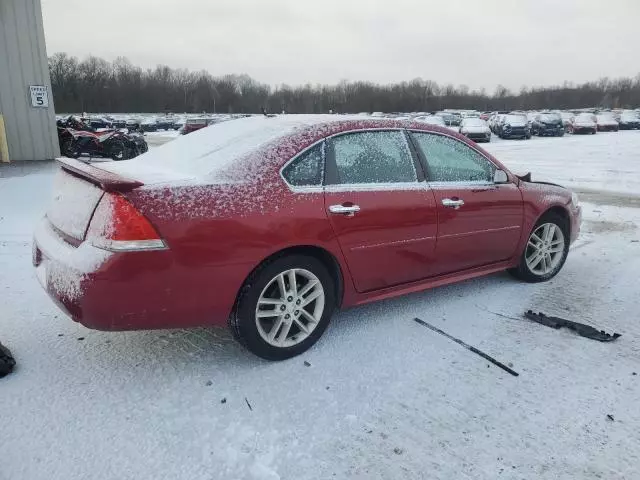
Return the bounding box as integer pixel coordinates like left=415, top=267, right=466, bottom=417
left=1, top=131, right=640, bottom=480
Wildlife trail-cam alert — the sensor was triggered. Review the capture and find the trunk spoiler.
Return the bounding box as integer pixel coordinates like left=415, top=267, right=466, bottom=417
left=57, top=158, right=144, bottom=192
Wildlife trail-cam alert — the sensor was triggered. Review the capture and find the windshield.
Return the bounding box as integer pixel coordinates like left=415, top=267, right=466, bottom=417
left=539, top=113, right=561, bottom=122
left=186, top=119, right=208, bottom=125
left=575, top=113, right=595, bottom=122
left=461, top=118, right=486, bottom=127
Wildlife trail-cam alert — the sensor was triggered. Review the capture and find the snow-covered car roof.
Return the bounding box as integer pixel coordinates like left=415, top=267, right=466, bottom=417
left=100, top=115, right=453, bottom=185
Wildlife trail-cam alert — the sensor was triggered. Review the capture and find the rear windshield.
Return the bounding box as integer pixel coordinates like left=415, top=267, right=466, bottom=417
left=504, top=115, right=526, bottom=123
left=186, top=119, right=208, bottom=125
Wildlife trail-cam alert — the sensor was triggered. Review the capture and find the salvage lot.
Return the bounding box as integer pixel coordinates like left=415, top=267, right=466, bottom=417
left=1, top=129, right=640, bottom=480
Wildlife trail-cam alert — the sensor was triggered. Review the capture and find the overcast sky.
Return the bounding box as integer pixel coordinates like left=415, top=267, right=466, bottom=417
left=41, top=0, right=639, bottom=91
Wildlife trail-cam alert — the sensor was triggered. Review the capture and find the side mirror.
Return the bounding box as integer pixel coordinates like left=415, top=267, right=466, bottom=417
left=494, top=169, right=509, bottom=183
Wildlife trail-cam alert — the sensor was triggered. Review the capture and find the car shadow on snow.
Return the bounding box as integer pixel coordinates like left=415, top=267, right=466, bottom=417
left=73, top=272, right=517, bottom=374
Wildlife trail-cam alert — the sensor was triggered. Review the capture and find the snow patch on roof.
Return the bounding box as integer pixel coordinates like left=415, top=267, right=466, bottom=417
left=100, top=115, right=365, bottom=185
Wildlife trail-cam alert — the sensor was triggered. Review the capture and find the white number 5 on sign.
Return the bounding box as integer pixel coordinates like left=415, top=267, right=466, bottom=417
left=29, top=85, right=49, bottom=108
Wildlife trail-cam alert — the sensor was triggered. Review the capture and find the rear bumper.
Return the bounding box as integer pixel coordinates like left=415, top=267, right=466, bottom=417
left=464, top=132, right=491, bottom=141
left=537, top=125, right=564, bottom=135
left=572, top=126, right=595, bottom=133
left=33, top=218, right=250, bottom=331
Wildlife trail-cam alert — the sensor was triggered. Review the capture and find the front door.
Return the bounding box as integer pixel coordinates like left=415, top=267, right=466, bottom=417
left=409, top=131, right=523, bottom=275
left=324, top=130, right=438, bottom=292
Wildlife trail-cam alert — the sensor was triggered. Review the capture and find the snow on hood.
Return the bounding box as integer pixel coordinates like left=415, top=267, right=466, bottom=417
left=596, top=115, right=618, bottom=126
left=100, top=115, right=363, bottom=185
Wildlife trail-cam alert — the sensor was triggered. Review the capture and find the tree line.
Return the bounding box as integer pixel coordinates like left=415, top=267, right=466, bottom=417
left=48, top=52, right=640, bottom=114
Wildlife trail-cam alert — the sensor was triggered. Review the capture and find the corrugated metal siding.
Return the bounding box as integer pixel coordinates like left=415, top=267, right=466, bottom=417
left=0, top=0, right=59, bottom=161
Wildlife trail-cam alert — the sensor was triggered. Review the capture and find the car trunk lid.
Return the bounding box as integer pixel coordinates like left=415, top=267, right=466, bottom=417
left=47, top=159, right=144, bottom=242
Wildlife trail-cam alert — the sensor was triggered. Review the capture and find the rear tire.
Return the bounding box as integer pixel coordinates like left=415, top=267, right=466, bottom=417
left=230, top=255, right=336, bottom=360
left=508, top=212, right=569, bottom=283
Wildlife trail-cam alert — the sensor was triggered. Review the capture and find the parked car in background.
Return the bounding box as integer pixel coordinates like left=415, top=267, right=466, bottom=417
left=447, top=111, right=462, bottom=126
left=140, top=118, right=158, bottom=133
left=488, top=114, right=505, bottom=134
left=125, top=118, right=143, bottom=134
left=181, top=118, right=209, bottom=135
left=155, top=117, right=175, bottom=131
left=459, top=117, right=491, bottom=142
left=618, top=111, right=640, bottom=130
left=88, top=117, right=113, bottom=130
left=172, top=117, right=186, bottom=131
left=111, top=118, right=128, bottom=129
left=569, top=113, right=597, bottom=134
left=435, top=111, right=457, bottom=126
left=559, top=112, right=573, bottom=133
left=414, top=115, right=446, bottom=127
left=33, top=116, right=581, bottom=360
left=497, top=114, right=531, bottom=139
left=595, top=113, right=619, bottom=132
left=531, top=113, right=565, bottom=137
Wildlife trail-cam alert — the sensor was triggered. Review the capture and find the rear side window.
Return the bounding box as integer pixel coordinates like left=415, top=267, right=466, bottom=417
left=282, top=143, right=324, bottom=187
left=330, top=131, right=416, bottom=184
left=411, top=132, right=494, bottom=183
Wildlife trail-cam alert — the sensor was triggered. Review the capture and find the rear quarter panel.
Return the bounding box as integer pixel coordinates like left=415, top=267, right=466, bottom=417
left=124, top=181, right=344, bottom=327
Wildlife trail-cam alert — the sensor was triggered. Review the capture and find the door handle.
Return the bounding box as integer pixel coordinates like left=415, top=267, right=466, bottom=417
left=329, top=204, right=361, bottom=216
left=442, top=198, right=465, bottom=209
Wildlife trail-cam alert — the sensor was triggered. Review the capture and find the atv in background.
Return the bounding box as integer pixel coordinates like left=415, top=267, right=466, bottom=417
left=57, top=116, right=148, bottom=161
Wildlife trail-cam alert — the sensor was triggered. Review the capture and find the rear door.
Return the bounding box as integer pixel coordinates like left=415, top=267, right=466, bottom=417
left=409, top=131, right=523, bottom=276
left=324, top=130, right=438, bottom=293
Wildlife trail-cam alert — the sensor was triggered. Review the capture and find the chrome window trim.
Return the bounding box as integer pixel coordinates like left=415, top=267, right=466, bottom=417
left=328, top=128, right=419, bottom=187
left=407, top=129, right=507, bottom=185
left=324, top=182, right=425, bottom=193
left=428, top=181, right=496, bottom=189
left=280, top=128, right=420, bottom=193
left=279, top=139, right=326, bottom=193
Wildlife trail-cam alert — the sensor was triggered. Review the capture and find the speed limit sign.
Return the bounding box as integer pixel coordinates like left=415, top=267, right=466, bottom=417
left=29, top=85, right=49, bottom=108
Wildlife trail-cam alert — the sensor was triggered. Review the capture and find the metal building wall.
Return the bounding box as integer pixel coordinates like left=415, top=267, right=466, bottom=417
left=0, top=0, right=59, bottom=161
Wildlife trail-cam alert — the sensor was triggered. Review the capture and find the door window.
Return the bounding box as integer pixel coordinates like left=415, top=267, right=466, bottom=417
left=411, top=132, right=495, bottom=183
left=282, top=143, right=324, bottom=187
left=330, top=131, right=417, bottom=184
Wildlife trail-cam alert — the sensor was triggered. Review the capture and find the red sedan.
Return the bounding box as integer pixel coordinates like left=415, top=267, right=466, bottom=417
left=34, top=116, right=581, bottom=360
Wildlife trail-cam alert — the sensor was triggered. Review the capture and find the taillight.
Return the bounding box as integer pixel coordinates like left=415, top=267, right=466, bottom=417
left=86, top=193, right=166, bottom=251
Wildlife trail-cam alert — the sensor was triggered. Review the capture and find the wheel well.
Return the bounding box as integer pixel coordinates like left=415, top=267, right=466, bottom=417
left=541, top=206, right=570, bottom=234
left=239, top=245, right=345, bottom=309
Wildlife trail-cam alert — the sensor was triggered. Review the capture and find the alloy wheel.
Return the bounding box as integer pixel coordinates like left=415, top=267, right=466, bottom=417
left=255, top=268, right=325, bottom=348
left=525, top=223, right=565, bottom=276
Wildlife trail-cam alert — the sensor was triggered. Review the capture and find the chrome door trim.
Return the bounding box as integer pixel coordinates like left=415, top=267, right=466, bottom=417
left=324, top=182, right=425, bottom=193
left=350, top=235, right=436, bottom=251
left=438, top=225, right=521, bottom=239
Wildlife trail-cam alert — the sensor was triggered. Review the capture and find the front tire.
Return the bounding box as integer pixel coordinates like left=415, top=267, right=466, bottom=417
left=108, top=141, right=127, bottom=161
left=509, top=212, right=569, bottom=283
left=230, top=255, right=336, bottom=360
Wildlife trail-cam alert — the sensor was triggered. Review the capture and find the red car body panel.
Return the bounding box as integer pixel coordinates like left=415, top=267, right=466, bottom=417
left=428, top=184, right=524, bottom=275
left=324, top=187, right=438, bottom=292
left=34, top=119, right=581, bottom=331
